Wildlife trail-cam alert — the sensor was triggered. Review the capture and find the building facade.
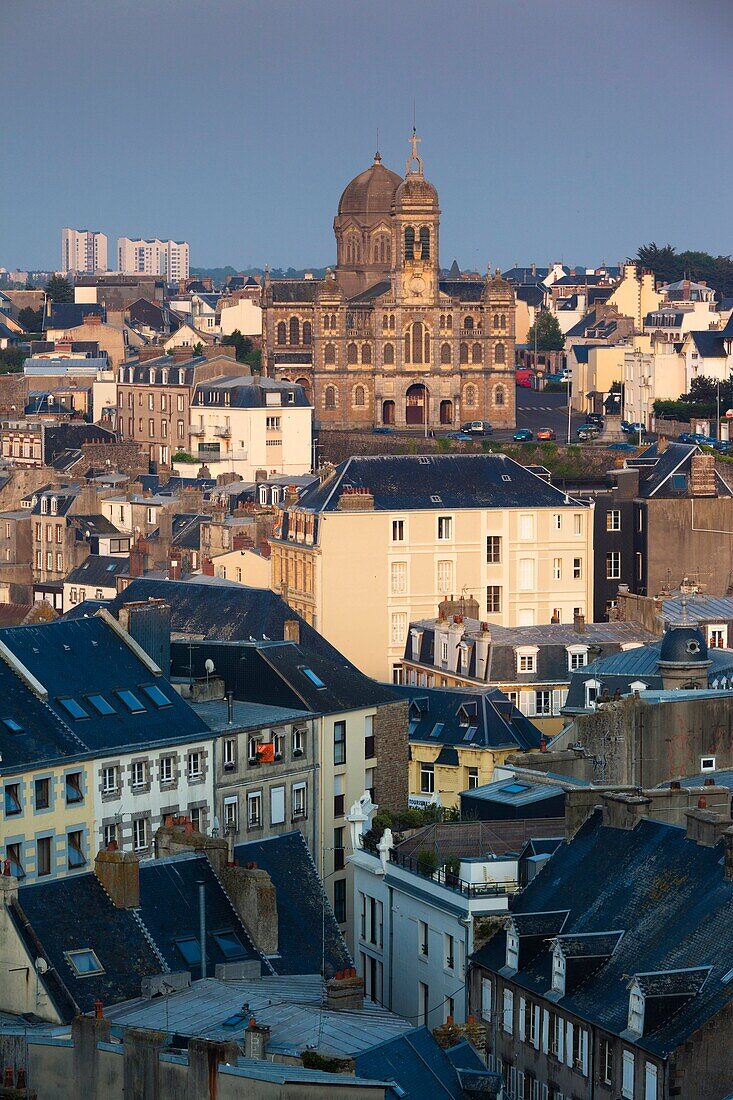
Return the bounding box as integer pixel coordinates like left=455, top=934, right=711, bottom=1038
left=61, top=228, right=108, bottom=274
left=263, top=134, right=517, bottom=432
left=117, top=237, right=190, bottom=281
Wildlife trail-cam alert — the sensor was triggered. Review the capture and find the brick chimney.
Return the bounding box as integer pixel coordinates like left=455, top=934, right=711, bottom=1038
left=685, top=807, right=733, bottom=847
left=337, top=486, right=374, bottom=511
left=201, top=556, right=215, bottom=576
left=284, top=619, right=300, bottom=644
left=326, top=969, right=364, bottom=1011
left=219, top=864, right=279, bottom=955
left=94, top=848, right=140, bottom=908
left=137, top=346, right=162, bottom=363
left=574, top=611, right=586, bottom=634
left=171, top=346, right=192, bottom=362
left=83, top=312, right=103, bottom=327
left=690, top=453, right=717, bottom=497
left=128, top=535, right=148, bottom=578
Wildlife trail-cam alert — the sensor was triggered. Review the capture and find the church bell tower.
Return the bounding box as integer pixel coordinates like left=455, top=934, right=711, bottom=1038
left=391, top=131, right=441, bottom=305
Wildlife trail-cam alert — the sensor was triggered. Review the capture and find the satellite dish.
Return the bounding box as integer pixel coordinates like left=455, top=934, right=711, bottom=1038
left=35, top=958, right=48, bottom=974
left=204, top=658, right=215, bottom=674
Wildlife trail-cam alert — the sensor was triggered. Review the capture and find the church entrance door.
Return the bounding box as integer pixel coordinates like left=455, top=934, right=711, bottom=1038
left=440, top=400, right=453, bottom=425
left=406, top=383, right=428, bottom=426
left=382, top=400, right=395, bottom=426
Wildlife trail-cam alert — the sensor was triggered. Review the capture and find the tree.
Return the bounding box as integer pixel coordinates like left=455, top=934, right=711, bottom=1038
left=527, top=310, right=565, bottom=352
left=222, top=328, right=261, bottom=371
left=191, top=341, right=205, bottom=357
left=634, top=243, right=733, bottom=300
left=44, top=274, right=73, bottom=303
left=18, top=306, right=43, bottom=332
left=0, top=348, right=25, bottom=374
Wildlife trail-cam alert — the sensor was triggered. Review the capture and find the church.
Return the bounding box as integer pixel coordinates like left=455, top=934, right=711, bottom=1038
left=262, top=134, right=517, bottom=431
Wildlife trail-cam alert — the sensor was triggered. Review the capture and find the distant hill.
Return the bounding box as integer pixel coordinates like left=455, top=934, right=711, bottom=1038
left=191, top=266, right=329, bottom=284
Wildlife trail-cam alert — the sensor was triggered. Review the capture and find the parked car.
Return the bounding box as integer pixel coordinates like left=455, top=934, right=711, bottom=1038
left=677, top=432, right=695, bottom=443
left=460, top=420, right=493, bottom=436
left=587, top=413, right=604, bottom=426
left=513, top=428, right=534, bottom=442
left=577, top=424, right=601, bottom=441
left=515, top=369, right=534, bottom=388
left=627, top=422, right=648, bottom=436
left=536, top=428, right=556, bottom=441
left=620, top=420, right=634, bottom=433
left=712, top=440, right=733, bottom=453
left=607, top=442, right=639, bottom=452
left=449, top=431, right=474, bottom=441
left=372, top=426, right=394, bottom=435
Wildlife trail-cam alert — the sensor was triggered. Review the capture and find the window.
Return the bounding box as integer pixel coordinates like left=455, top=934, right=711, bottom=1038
left=334, top=826, right=345, bottom=871
left=87, top=694, right=116, bottom=716
left=573, top=557, right=582, bottom=580
left=101, top=766, right=119, bottom=795
left=445, top=932, right=455, bottom=970
left=437, top=515, right=452, bottom=541
left=391, top=561, right=407, bottom=594
left=187, top=752, right=202, bottom=780
left=131, top=761, right=147, bottom=789
left=607, top=509, right=621, bottom=531
left=437, top=560, right=453, bottom=594
left=519, top=514, right=534, bottom=540
left=518, top=653, right=535, bottom=673
left=160, top=756, right=175, bottom=784
left=247, top=790, right=262, bottom=828
left=223, top=738, right=236, bottom=770
left=37, top=836, right=51, bottom=876
left=622, top=1050, right=635, bottom=1099
left=6, top=842, right=24, bottom=878
left=67, top=830, right=86, bottom=868
left=573, top=513, right=583, bottom=535
left=292, top=782, right=307, bottom=818
left=58, top=697, right=88, bottom=720
left=420, top=761, right=435, bottom=793
left=334, top=877, right=347, bottom=923
left=519, top=559, right=535, bottom=590
left=486, top=586, right=502, bottom=613
left=644, top=1061, right=658, bottom=1100
left=486, top=535, right=501, bottom=563
left=270, top=785, right=285, bottom=825
left=333, top=720, right=346, bottom=765
left=364, top=714, right=375, bottom=759
left=212, top=930, right=246, bottom=960
left=553, top=557, right=562, bottom=581
left=606, top=551, right=621, bottom=579
left=103, top=823, right=118, bottom=849
left=266, top=415, right=281, bottom=430
left=292, top=726, right=306, bottom=755
left=65, top=949, right=104, bottom=976
left=419, top=920, right=429, bottom=957
left=34, top=778, right=50, bottom=814
left=568, top=649, right=588, bottom=670
left=601, top=1037, right=613, bottom=1086
left=701, top=756, right=716, bottom=772
left=535, top=690, right=552, bottom=716
left=141, top=684, right=171, bottom=709
left=481, top=978, right=492, bottom=1021
left=419, top=981, right=430, bottom=1026
left=324, top=385, right=336, bottom=409
left=391, top=519, right=405, bottom=542
left=502, top=988, right=514, bottom=1034
left=391, top=612, right=407, bottom=645
left=175, top=936, right=203, bottom=966
left=468, top=766, right=479, bottom=789
left=4, top=782, right=21, bottom=817
left=65, top=772, right=83, bottom=804
left=383, top=342, right=394, bottom=365
left=116, top=690, right=145, bottom=713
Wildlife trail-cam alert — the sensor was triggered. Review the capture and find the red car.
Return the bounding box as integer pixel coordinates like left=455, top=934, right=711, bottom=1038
left=536, top=428, right=556, bottom=441
left=515, top=369, right=533, bottom=388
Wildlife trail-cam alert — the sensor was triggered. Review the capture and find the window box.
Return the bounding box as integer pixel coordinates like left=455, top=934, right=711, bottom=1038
left=293, top=748, right=303, bottom=758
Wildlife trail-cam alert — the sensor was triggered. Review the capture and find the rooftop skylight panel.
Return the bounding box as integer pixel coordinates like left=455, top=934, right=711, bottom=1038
left=58, top=697, right=89, bottom=720
left=301, top=667, right=326, bottom=688
left=175, top=937, right=203, bottom=966
left=115, top=690, right=146, bottom=714
left=87, top=694, right=116, bottom=716
left=2, top=718, right=23, bottom=733
left=65, top=948, right=104, bottom=976
left=463, top=725, right=478, bottom=741
left=141, top=684, right=172, bottom=709
left=212, top=929, right=246, bottom=960
left=502, top=782, right=531, bottom=794
left=430, top=723, right=444, bottom=738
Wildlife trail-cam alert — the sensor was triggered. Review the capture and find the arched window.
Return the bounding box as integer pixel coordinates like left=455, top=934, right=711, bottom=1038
left=493, top=313, right=499, bottom=328
left=383, top=343, right=395, bottom=365
left=501, top=313, right=507, bottom=328
left=324, top=343, right=336, bottom=365
left=447, top=314, right=453, bottom=329
left=464, top=384, right=477, bottom=407
left=323, top=312, right=330, bottom=330
left=354, top=385, right=366, bottom=407
left=495, top=343, right=506, bottom=364
left=419, top=226, right=430, bottom=260
left=404, top=331, right=411, bottom=362
left=494, top=384, right=506, bottom=406
left=347, top=342, right=358, bottom=365
left=324, top=386, right=336, bottom=409
left=390, top=314, right=395, bottom=330
left=289, top=317, right=300, bottom=345
left=277, top=321, right=286, bottom=345
left=440, top=342, right=452, bottom=365
left=302, top=321, right=312, bottom=346
left=382, top=314, right=389, bottom=330
left=460, top=342, right=468, bottom=364
left=361, top=343, right=372, bottom=365
left=404, top=226, right=415, bottom=261
left=295, top=377, right=310, bottom=399
left=330, top=313, right=337, bottom=328
left=472, top=342, right=483, bottom=364
left=439, top=314, right=445, bottom=329
left=412, top=322, right=423, bottom=364
left=464, top=316, right=474, bottom=331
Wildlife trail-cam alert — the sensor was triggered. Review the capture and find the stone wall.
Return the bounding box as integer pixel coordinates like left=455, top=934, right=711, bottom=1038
left=373, top=700, right=409, bottom=813
left=80, top=440, right=148, bottom=478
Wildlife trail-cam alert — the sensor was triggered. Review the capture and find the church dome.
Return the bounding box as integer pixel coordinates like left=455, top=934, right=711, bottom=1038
left=337, top=155, right=402, bottom=220
left=659, top=624, right=708, bottom=664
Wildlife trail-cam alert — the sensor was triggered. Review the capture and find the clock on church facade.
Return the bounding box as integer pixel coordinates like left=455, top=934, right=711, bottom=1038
left=262, top=133, right=516, bottom=432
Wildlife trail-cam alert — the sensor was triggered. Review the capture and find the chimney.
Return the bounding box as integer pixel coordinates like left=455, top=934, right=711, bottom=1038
left=94, top=848, right=140, bottom=908
left=685, top=807, right=733, bottom=847
left=337, top=486, right=374, bottom=511
left=243, top=1019, right=271, bottom=1059
left=725, top=828, right=733, bottom=882
left=284, top=619, right=300, bottom=645
left=118, top=598, right=171, bottom=672
left=201, top=556, right=215, bottom=576
left=127, top=536, right=148, bottom=578
left=168, top=552, right=181, bottom=581
left=326, top=969, right=365, bottom=1011
left=574, top=611, right=586, bottom=634
left=137, top=346, right=161, bottom=363
left=171, top=346, right=191, bottom=362
left=219, top=864, right=278, bottom=955
left=690, top=453, right=717, bottom=497
left=657, top=435, right=668, bottom=454
left=83, top=312, right=103, bottom=327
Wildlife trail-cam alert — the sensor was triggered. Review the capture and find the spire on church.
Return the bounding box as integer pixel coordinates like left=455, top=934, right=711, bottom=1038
left=406, top=127, right=423, bottom=177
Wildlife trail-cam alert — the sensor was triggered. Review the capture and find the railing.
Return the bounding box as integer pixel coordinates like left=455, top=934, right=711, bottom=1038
left=346, top=328, right=373, bottom=337
left=189, top=424, right=205, bottom=435
left=361, top=834, right=518, bottom=899
left=214, top=425, right=231, bottom=438
left=460, top=328, right=483, bottom=338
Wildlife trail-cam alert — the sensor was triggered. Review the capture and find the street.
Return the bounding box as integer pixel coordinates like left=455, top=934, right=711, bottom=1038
left=493, top=387, right=586, bottom=444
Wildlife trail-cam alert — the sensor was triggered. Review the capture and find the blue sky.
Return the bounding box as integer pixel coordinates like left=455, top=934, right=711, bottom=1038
left=4, top=0, right=732, bottom=272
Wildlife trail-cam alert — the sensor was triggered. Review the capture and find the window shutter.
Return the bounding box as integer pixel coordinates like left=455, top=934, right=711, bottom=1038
left=557, top=1015, right=564, bottom=1063
left=644, top=1061, right=658, bottom=1100
left=541, top=1087, right=549, bottom=1100
left=533, top=1005, right=541, bottom=1049
left=525, top=692, right=536, bottom=717
left=581, top=1029, right=589, bottom=1076
left=518, top=997, right=526, bottom=1042
left=481, top=978, right=492, bottom=1021
left=565, top=1021, right=573, bottom=1067
left=541, top=1009, right=549, bottom=1053
left=552, top=689, right=562, bottom=715
left=510, top=1066, right=517, bottom=1098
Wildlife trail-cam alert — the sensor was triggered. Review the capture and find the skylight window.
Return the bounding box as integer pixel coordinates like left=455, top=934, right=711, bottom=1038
left=301, top=668, right=326, bottom=689
left=87, top=694, right=116, bottom=716
left=502, top=782, right=531, bottom=795
left=65, top=949, right=104, bottom=976
left=212, top=930, right=246, bottom=960
left=115, top=690, right=145, bottom=713
left=141, top=684, right=172, bottom=709
left=58, top=698, right=89, bottom=720
left=175, top=936, right=203, bottom=966
left=463, top=725, right=478, bottom=742
left=2, top=718, right=23, bottom=733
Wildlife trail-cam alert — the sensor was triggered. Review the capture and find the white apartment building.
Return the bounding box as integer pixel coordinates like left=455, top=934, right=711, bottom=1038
left=61, top=229, right=108, bottom=274
left=117, top=238, right=190, bottom=281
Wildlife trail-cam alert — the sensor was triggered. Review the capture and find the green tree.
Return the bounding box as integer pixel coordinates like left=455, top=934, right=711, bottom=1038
left=527, top=310, right=565, bottom=352
left=191, top=341, right=205, bottom=357
left=0, top=348, right=25, bottom=374
left=222, top=328, right=261, bottom=371
left=634, top=243, right=733, bottom=299
left=44, top=274, right=74, bottom=302
left=18, top=306, right=43, bottom=332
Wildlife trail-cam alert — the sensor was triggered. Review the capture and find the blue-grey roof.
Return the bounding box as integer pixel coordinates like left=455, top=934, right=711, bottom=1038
left=234, top=831, right=352, bottom=977
left=390, top=684, right=542, bottom=752
left=46, top=303, right=104, bottom=329
left=662, top=595, right=733, bottom=626
left=464, top=777, right=571, bottom=807
left=292, top=455, right=589, bottom=514
left=569, top=343, right=603, bottom=364
left=193, top=375, right=310, bottom=409
left=64, top=555, right=128, bottom=588
left=472, top=811, right=733, bottom=1057
left=690, top=330, right=726, bottom=358
left=658, top=768, right=733, bottom=791
left=356, top=1029, right=501, bottom=1099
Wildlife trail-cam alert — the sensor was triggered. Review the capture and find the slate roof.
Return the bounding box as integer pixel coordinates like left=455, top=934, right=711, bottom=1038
left=569, top=343, right=603, bottom=364
left=234, top=831, right=351, bottom=977
left=69, top=513, right=123, bottom=538
left=627, top=440, right=732, bottom=499
left=293, top=454, right=589, bottom=514
left=689, top=330, right=727, bottom=358
left=555, top=931, right=624, bottom=958
left=390, top=684, right=542, bottom=751
left=464, top=778, right=569, bottom=808
left=438, top=279, right=485, bottom=302
left=193, top=374, right=310, bottom=408
left=516, top=285, right=545, bottom=307
left=472, top=811, right=733, bottom=1057
left=348, top=280, right=391, bottom=303
left=355, top=1029, right=500, bottom=1100
left=46, top=303, right=104, bottom=329
left=171, top=638, right=397, bottom=715
left=660, top=595, right=733, bottom=627
left=269, top=280, right=320, bottom=303
left=64, top=555, right=129, bottom=587
left=43, top=422, right=116, bottom=463
left=510, top=911, right=569, bottom=937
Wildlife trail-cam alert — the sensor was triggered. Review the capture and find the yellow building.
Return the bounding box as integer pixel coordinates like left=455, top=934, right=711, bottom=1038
left=606, top=263, right=663, bottom=330
left=271, top=454, right=594, bottom=682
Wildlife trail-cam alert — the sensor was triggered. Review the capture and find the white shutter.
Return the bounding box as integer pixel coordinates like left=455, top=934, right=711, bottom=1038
left=525, top=691, right=536, bottom=717
left=481, top=977, right=492, bottom=1021
left=557, top=1014, right=565, bottom=1063
left=622, top=1050, right=635, bottom=1098
left=541, top=1008, right=549, bottom=1053
left=552, top=689, right=562, bottom=715
left=581, top=1028, right=589, bottom=1076
left=518, top=996, right=526, bottom=1041
left=270, top=785, right=285, bottom=825
left=565, top=1021, right=573, bottom=1067
left=533, top=1004, right=541, bottom=1049
left=541, top=1087, right=549, bottom=1100
left=517, top=1070, right=525, bottom=1100
left=510, top=1066, right=517, bottom=1099
left=503, top=989, right=514, bottom=1034
left=644, top=1061, right=658, bottom=1100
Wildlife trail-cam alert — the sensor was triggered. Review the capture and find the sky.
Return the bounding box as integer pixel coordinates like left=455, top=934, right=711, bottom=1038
left=4, top=0, right=733, bottom=273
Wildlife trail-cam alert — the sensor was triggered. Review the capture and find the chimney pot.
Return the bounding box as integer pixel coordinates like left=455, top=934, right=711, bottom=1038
left=94, top=1000, right=104, bottom=1020
left=705, top=777, right=715, bottom=786
left=698, top=796, right=707, bottom=809
left=540, top=736, right=548, bottom=753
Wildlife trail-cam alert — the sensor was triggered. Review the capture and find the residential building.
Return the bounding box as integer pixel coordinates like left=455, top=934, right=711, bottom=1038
left=62, top=554, right=129, bottom=612
left=400, top=597, right=656, bottom=733
left=44, top=308, right=145, bottom=368
left=0, top=420, right=116, bottom=469
left=181, top=373, right=312, bottom=480
left=263, top=134, right=517, bottom=432
left=617, top=589, right=733, bottom=650
left=117, top=237, right=190, bottom=281
left=219, top=292, right=262, bottom=337
left=470, top=805, right=733, bottom=1100
left=391, top=684, right=542, bottom=809
left=61, top=228, right=108, bottom=274
left=270, top=454, right=594, bottom=681
left=74, top=273, right=165, bottom=312
left=605, top=263, right=663, bottom=330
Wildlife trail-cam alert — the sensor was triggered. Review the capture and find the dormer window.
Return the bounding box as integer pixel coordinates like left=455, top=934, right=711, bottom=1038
left=149, top=369, right=155, bottom=384
left=50, top=496, right=58, bottom=515
left=410, top=629, right=423, bottom=661
left=585, top=678, right=601, bottom=709
left=628, top=985, right=645, bottom=1035
left=160, top=370, right=168, bottom=384
left=40, top=496, right=48, bottom=514
left=506, top=928, right=519, bottom=971
left=567, top=645, right=588, bottom=671
left=552, top=945, right=566, bottom=995
left=516, top=646, right=539, bottom=674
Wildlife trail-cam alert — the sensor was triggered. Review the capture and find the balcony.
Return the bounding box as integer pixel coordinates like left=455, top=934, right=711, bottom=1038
left=189, top=423, right=205, bottom=435
left=460, top=328, right=483, bottom=338
left=361, top=834, right=518, bottom=901
left=214, top=425, right=231, bottom=438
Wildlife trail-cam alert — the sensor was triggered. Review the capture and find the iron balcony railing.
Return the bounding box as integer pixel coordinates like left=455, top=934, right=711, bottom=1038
left=361, top=834, right=518, bottom=899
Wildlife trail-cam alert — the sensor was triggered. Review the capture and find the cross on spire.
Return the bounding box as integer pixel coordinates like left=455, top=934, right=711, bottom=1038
left=406, top=127, right=424, bottom=176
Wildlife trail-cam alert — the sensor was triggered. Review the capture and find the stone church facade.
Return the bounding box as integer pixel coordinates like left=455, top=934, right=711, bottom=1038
left=262, top=134, right=517, bottom=431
